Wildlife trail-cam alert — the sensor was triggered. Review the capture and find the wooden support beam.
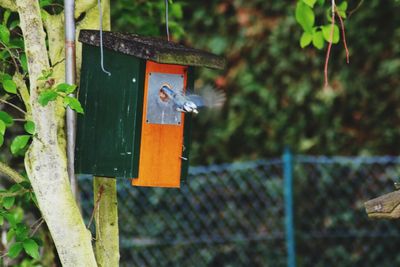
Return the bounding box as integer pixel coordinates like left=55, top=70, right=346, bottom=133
left=364, top=190, right=400, bottom=219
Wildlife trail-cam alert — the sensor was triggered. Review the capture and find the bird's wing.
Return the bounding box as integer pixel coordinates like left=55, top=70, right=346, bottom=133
left=195, top=86, right=226, bottom=109
left=186, top=94, right=205, bottom=107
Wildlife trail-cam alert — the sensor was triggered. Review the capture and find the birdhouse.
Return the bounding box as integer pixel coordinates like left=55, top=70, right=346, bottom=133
left=75, top=30, right=225, bottom=188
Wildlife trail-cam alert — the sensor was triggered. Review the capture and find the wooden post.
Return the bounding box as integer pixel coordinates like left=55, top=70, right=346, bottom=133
left=94, top=177, right=120, bottom=266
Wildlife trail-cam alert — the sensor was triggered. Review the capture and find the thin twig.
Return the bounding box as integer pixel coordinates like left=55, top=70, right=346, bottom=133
left=324, top=0, right=336, bottom=88
left=0, top=99, right=27, bottom=115
left=30, top=218, right=44, bottom=237
left=0, top=161, right=25, bottom=183
left=0, top=41, right=19, bottom=71
left=30, top=217, right=44, bottom=229
left=51, top=58, right=65, bottom=68
left=335, top=9, right=350, bottom=64
left=0, top=189, right=30, bottom=198
left=348, top=0, right=364, bottom=18
left=87, top=185, right=105, bottom=229
left=12, top=118, right=27, bottom=122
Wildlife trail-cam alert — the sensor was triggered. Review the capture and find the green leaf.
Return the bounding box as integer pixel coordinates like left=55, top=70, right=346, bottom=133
left=0, top=24, right=10, bottom=44
left=8, top=242, right=23, bottom=259
left=0, top=135, right=5, bottom=148
left=300, top=32, right=313, bottom=48
left=312, top=30, right=324, bottom=49
left=337, top=9, right=346, bottom=19
left=56, top=83, right=77, bottom=94
left=5, top=213, right=16, bottom=228
left=40, top=0, right=52, bottom=7
left=2, top=79, right=17, bottom=94
left=37, top=69, right=53, bottom=81
left=338, top=1, right=348, bottom=11
left=10, top=184, right=22, bottom=193
left=38, top=90, right=58, bottom=106
left=0, top=73, right=12, bottom=82
left=3, top=10, right=11, bottom=25
left=9, top=20, right=20, bottom=30
left=302, top=0, right=317, bottom=8
left=8, top=39, right=24, bottom=49
left=12, top=207, right=24, bottom=224
left=23, top=239, right=40, bottom=259
left=322, top=24, right=340, bottom=44
left=24, top=121, right=35, bottom=135
left=31, top=237, right=43, bottom=247
left=0, top=215, right=3, bottom=226
left=20, top=54, right=28, bottom=73
left=19, top=181, right=31, bottom=189
left=295, top=1, right=315, bottom=33
left=15, top=223, right=29, bottom=241
left=3, top=196, right=15, bottom=209
left=0, top=111, right=13, bottom=126
left=170, top=3, right=183, bottom=19
left=64, top=96, right=84, bottom=114
left=11, top=135, right=31, bottom=155
left=0, top=120, right=6, bottom=135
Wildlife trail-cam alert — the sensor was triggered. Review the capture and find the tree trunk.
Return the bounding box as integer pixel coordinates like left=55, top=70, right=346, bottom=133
left=0, top=0, right=119, bottom=265
left=17, top=0, right=97, bottom=266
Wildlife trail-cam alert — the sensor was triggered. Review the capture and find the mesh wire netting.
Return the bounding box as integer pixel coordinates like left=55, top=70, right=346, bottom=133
left=79, top=156, right=400, bottom=267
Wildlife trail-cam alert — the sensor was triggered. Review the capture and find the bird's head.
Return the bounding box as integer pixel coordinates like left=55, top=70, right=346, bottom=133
left=159, top=85, right=175, bottom=102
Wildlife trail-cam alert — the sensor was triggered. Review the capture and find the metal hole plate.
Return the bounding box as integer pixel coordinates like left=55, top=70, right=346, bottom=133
left=146, top=72, right=184, bottom=125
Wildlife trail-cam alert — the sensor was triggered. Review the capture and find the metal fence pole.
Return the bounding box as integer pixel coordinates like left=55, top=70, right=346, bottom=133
left=283, top=147, right=296, bottom=267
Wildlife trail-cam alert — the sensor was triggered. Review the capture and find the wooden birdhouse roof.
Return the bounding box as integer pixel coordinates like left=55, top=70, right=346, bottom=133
left=79, top=30, right=226, bottom=70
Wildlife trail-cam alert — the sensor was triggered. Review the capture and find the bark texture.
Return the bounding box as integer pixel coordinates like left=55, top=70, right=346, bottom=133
left=94, top=177, right=120, bottom=266
left=16, top=0, right=97, bottom=266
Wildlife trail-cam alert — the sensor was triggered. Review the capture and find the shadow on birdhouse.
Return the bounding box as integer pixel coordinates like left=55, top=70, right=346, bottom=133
left=75, top=30, right=225, bottom=188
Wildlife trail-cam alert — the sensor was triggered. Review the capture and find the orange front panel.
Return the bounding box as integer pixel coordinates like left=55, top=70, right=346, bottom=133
left=132, top=61, right=187, bottom=188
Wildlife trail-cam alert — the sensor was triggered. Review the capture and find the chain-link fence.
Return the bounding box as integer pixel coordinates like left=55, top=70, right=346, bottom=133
left=79, top=154, right=400, bottom=267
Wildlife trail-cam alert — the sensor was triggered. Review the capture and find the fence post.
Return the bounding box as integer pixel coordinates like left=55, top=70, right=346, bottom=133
left=283, top=147, right=296, bottom=267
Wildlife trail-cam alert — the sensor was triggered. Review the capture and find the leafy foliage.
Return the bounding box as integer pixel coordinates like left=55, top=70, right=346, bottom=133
left=10, top=135, right=31, bottom=155
left=134, top=0, right=400, bottom=164
left=38, top=70, right=83, bottom=114
left=0, top=4, right=50, bottom=264
left=112, top=0, right=185, bottom=38
left=0, top=181, right=41, bottom=261
left=295, top=0, right=347, bottom=49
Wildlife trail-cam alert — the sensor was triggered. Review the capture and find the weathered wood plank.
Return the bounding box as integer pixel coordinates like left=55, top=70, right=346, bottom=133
left=364, top=190, right=400, bottom=219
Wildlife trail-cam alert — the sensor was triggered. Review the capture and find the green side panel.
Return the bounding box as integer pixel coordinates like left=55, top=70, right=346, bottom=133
left=76, top=44, right=145, bottom=178
left=180, top=67, right=195, bottom=184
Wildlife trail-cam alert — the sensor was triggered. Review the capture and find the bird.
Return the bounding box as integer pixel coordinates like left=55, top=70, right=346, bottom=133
left=159, top=85, right=226, bottom=114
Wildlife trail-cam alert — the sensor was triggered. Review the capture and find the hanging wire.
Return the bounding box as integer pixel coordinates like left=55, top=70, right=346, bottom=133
left=98, top=0, right=111, bottom=76
left=165, top=0, right=170, bottom=41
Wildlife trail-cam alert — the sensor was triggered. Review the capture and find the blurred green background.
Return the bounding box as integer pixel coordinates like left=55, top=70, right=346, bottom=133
left=113, top=0, right=400, bottom=164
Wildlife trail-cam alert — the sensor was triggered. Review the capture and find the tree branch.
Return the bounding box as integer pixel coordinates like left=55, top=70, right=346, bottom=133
left=0, top=98, right=27, bottom=115
left=75, top=0, right=97, bottom=19
left=0, top=161, right=25, bottom=183
left=0, top=189, right=30, bottom=198
left=0, top=0, right=17, bottom=12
